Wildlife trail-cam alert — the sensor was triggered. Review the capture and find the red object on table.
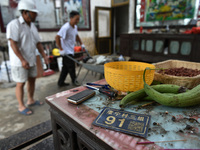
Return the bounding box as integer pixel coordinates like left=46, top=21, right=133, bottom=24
left=184, top=27, right=200, bottom=34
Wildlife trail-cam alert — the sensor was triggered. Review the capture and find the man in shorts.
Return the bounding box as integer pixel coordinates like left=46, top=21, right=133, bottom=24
left=6, top=0, right=48, bottom=115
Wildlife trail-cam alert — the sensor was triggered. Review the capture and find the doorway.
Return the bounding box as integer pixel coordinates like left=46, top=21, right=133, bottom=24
left=95, top=7, right=112, bottom=54
left=95, top=4, right=129, bottom=55
left=114, top=5, right=129, bottom=54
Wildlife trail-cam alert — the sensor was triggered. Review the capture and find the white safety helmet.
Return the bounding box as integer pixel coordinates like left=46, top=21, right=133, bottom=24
left=18, top=0, right=39, bottom=14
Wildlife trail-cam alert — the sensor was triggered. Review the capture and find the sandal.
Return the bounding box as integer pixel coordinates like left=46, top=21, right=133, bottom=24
left=18, top=108, right=33, bottom=116
left=27, top=100, right=44, bottom=107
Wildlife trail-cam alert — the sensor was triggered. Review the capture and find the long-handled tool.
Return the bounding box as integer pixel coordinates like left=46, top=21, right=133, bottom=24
left=43, top=45, right=55, bottom=76
left=84, top=83, right=117, bottom=98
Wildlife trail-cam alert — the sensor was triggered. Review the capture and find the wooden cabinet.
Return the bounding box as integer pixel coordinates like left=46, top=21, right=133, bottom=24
left=120, top=34, right=130, bottom=56
left=120, top=33, right=200, bottom=63
left=50, top=108, right=112, bottom=150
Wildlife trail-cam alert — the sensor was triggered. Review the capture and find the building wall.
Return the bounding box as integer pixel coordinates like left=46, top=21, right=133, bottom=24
left=76, top=0, right=111, bottom=55
left=128, top=0, right=135, bottom=33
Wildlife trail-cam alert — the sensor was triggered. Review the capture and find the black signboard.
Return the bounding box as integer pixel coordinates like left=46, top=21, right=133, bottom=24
left=92, top=107, right=151, bottom=138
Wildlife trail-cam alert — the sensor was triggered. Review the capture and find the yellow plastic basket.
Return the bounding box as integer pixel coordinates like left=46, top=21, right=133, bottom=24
left=104, top=61, right=155, bottom=92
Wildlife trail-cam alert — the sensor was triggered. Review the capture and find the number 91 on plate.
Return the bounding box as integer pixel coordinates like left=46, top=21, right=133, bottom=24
left=92, top=107, right=151, bottom=138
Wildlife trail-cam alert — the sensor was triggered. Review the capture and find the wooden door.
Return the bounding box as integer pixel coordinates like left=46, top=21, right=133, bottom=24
left=95, top=7, right=112, bottom=54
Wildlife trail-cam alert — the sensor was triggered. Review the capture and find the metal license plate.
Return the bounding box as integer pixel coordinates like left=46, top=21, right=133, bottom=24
left=92, top=107, right=151, bottom=138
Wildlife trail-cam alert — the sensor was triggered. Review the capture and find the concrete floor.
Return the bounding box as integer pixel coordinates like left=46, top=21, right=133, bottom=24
left=0, top=66, right=103, bottom=140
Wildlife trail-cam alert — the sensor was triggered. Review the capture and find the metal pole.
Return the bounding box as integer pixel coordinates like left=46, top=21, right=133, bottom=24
left=113, top=8, right=116, bottom=55
left=1, top=47, right=11, bottom=82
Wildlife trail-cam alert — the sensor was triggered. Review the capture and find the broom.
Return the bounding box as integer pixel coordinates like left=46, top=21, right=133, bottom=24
left=43, top=46, right=55, bottom=76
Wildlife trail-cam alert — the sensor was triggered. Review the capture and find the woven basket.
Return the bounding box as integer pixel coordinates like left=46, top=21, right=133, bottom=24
left=104, top=61, right=155, bottom=92
left=153, top=60, right=200, bottom=89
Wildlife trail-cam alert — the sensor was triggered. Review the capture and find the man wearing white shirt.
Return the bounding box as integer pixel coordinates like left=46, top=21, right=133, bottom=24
left=55, top=10, right=84, bottom=87
left=6, top=0, right=48, bottom=115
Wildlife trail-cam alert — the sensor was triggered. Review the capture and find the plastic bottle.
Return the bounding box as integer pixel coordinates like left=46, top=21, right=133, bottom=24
left=118, top=55, right=125, bottom=61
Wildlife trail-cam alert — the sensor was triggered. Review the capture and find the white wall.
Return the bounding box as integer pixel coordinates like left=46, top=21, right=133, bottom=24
left=78, top=0, right=111, bottom=38
left=36, top=0, right=56, bottom=29
left=36, top=0, right=112, bottom=41
left=128, top=0, right=135, bottom=33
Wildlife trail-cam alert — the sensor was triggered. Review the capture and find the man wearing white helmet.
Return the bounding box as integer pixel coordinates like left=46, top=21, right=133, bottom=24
left=6, top=0, right=49, bottom=115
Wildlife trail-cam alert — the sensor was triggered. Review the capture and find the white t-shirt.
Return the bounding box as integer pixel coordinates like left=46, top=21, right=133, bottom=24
left=6, top=16, right=41, bottom=67
left=57, top=22, right=78, bottom=55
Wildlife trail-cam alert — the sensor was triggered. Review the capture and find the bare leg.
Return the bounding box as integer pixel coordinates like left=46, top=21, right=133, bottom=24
left=27, top=77, right=36, bottom=104
left=27, top=77, right=43, bottom=105
left=16, top=82, right=32, bottom=115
